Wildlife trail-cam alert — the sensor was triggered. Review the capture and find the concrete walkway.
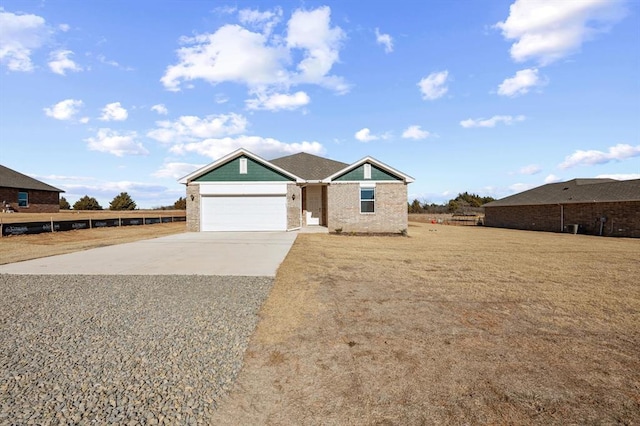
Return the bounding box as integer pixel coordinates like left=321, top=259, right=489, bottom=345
left=0, top=232, right=298, bottom=276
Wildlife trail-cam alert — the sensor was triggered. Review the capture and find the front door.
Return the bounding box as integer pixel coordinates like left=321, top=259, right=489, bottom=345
left=306, top=185, right=322, bottom=225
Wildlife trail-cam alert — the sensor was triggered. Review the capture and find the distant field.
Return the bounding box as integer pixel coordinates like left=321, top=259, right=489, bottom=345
left=0, top=210, right=187, bottom=264
left=0, top=210, right=185, bottom=224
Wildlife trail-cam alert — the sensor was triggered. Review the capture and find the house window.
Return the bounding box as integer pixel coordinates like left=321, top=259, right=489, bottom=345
left=239, top=158, right=248, bottom=174
left=364, top=163, right=372, bottom=179
left=360, top=187, right=375, bottom=213
left=18, top=191, right=28, bottom=207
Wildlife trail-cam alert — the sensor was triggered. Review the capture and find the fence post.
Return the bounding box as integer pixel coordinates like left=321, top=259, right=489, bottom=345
left=51, top=217, right=54, bottom=232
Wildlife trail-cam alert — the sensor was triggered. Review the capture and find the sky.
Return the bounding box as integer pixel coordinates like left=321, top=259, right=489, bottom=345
left=1, top=0, right=639, bottom=208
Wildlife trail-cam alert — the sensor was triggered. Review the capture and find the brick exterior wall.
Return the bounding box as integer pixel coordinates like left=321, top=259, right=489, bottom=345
left=327, top=182, right=408, bottom=233
left=287, top=184, right=302, bottom=230
left=186, top=184, right=200, bottom=232
left=484, top=201, right=640, bottom=238
left=0, top=187, right=60, bottom=213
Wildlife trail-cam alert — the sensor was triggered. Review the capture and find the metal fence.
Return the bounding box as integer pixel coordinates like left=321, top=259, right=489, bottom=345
left=1, top=216, right=186, bottom=237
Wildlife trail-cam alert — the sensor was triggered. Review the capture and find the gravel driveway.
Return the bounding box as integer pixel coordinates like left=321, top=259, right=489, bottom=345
left=0, top=274, right=273, bottom=424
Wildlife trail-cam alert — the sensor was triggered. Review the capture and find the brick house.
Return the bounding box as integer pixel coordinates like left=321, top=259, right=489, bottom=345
left=0, top=164, right=64, bottom=213
left=483, top=178, right=640, bottom=238
left=179, top=148, right=414, bottom=233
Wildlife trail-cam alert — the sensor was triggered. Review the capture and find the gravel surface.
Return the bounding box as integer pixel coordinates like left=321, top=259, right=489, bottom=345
left=0, top=274, right=273, bottom=425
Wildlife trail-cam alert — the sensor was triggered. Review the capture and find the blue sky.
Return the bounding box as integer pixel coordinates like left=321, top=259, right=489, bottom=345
left=1, top=0, right=638, bottom=208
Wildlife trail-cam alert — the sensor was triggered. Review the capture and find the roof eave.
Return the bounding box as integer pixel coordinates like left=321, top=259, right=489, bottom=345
left=323, top=156, right=415, bottom=183
left=178, top=148, right=304, bottom=184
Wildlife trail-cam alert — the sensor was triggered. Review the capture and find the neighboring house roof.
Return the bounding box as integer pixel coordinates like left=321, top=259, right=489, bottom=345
left=178, top=148, right=304, bottom=184
left=270, top=152, right=349, bottom=181
left=484, top=178, right=640, bottom=207
left=0, top=164, right=64, bottom=193
left=323, top=156, right=415, bottom=183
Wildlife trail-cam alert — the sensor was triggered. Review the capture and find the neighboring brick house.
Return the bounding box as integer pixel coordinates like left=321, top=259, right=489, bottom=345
left=0, top=164, right=64, bottom=213
left=484, top=178, right=640, bottom=238
left=179, top=148, right=414, bottom=233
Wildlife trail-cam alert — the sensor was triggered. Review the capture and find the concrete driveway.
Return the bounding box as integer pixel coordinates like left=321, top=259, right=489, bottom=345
left=0, top=232, right=298, bottom=276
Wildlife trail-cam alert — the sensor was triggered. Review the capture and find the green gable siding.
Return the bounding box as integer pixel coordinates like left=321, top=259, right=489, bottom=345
left=195, top=156, right=293, bottom=182
left=334, top=163, right=402, bottom=181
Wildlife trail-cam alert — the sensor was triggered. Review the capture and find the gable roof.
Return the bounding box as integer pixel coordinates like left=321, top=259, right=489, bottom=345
left=323, top=156, right=415, bottom=183
left=270, top=152, right=348, bottom=181
left=484, top=178, right=640, bottom=207
left=0, top=164, right=64, bottom=193
left=178, top=148, right=304, bottom=184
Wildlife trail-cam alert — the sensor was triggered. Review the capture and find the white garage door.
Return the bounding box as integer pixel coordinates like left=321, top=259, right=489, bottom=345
left=201, top=195, right=287, bottom=231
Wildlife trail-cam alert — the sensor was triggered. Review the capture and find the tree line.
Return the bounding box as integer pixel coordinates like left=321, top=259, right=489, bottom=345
left=60, top=193, right=186, bottom=211
left=408, top=192, right=496, bottom=214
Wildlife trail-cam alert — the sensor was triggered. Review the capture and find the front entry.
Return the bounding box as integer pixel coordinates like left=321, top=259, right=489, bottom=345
left=305, top=185, right=323, bottom=226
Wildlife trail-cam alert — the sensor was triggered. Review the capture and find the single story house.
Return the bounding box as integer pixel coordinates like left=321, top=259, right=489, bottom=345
left=483, top=178, right=640, bottom=238
left=178, top=148, right=414, bottom=233
left=0, top=164, right=64, bottom=213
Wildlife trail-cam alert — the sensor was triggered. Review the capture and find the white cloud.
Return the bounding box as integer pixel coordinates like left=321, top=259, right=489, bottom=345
left=460, top=115, right=525, bottom=128
left=147, top=113, right=248, bottom=144
left=151, top=104, right=168, bottom=115
left=354, top=128, right=379, bottom=142
left=79, top=116, right=90, bottom=124
left=595, top=173, right=640, bottom=181
left=215, top=94, right=229, bottom=104
left=509, top=182, right=536, bottom=193
left=238, top=7, right=282, bottom=36
left=559, top=143, right=640, bottom=169
left=99, top=102, right=128, bottom=121
left=0, top=9, right=48, bottom=71
left=85, top=128, right=149, bottom=157
left=161, top=24, right=288, bottom=92
left=246, top=90, right=310, bottom=111
left=544, top=174, right=561, bottom=183
left=58, top=23, right=70, bottom=32
left=170, top=135, right=325, bottom=160
left=402, top=125, right=430, bottom=140
left=161, top=6, right=348, bottom=95
left=97, top=54, right=133, bottom=71
left=48, top=49, right=82, bottom=75
left=495, top=0, right=627, bottom=65
left=43, top=99, right=83, bottom=120
left=375, top=28, right=393, bottom=53
left=153, top=162, right=204, bottom=179
left=286, top=6, right=347, bottom=92
left=418, top=71, right=449, bottom=100
left=519, top=164, right=541, bottom=175
left=497, top=68, right=544, bottom=97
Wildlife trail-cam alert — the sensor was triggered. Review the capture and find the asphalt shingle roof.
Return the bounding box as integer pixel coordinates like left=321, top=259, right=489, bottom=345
left=0, top=164, right=64, bottom=192
left=484, top=178, right=640, bottom=207
left=270, top=152, right=349, bottom=180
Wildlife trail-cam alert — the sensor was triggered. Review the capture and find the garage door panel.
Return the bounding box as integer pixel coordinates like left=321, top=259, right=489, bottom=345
left=201, top=195, right=286, bottom=231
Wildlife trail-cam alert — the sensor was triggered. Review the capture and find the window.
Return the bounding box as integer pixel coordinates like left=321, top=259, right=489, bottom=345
left=239, top=158, right=248, bottom=174
left=364, top=163, right=372, bottom=179
left=360, top=187, right=375, bottom=213
left=18, top=191, right=28, bottom=207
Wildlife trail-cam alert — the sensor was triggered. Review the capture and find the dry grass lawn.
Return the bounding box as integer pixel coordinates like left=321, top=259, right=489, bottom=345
left=211, top=223, right=640, bottom=425
left=0, top=222, right=186, bottom=265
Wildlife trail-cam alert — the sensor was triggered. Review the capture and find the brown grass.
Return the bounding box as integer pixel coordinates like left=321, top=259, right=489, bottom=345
left=211, top=223, right=640, bottom=425
left=0, top=222, right=186, bottom=265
